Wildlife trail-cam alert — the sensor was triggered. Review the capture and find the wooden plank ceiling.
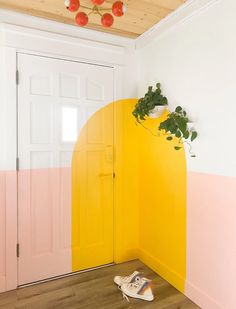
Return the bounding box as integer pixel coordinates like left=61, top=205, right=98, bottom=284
left=0, top=0, right=187, bottom=38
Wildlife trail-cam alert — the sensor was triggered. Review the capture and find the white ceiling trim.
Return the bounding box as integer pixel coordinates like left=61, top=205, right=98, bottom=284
left=135, top=0, right=221, bottom=49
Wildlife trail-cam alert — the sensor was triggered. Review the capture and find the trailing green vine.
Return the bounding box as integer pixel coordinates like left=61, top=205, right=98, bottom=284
left=159, top=106, right=197, bottom=157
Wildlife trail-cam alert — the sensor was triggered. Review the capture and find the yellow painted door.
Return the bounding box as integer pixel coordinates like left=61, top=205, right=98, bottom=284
left=72, top=69, right=114, bottom=271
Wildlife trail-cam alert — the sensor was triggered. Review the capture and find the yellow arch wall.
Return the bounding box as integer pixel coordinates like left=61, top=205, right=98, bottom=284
left=137, top=112, right=187, bottom=292
left=72, top=99, right=186, bottom=292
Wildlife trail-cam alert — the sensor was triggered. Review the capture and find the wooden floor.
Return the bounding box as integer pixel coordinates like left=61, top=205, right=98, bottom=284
left=0, top=260, right=200, bottom=309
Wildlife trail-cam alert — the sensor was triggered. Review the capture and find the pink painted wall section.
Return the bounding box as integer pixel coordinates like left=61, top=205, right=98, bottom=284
left=18, top=168, right=72, bottom=284
left=0, top=171, right=17, bottom=293
left=0, top=172, right=6, bottom=292
left=186, top=171, right=236, bottom=309
left=1, top=167, right=72, bottom=290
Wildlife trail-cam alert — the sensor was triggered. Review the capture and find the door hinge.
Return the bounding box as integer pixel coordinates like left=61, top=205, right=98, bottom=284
left=16, top=70, right=19, bottom=85
left=16, top=243, right=20, bottom=258
left=113, top=172, right=116, bottom=179
left=16, top=157, right=19, bottom=171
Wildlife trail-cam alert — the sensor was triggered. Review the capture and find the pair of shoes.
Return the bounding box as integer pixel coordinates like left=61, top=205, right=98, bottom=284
left=114, top=271, right=154, bottom=302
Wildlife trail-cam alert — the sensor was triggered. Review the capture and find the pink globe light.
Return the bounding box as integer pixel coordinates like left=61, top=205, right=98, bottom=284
left=101, top=13, right=114, bottom=27
left=75, top=12, right=89, bottom=26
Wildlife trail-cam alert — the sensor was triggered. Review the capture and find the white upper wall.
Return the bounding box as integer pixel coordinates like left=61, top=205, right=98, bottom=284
left=136, top=0, right=236, bottom=177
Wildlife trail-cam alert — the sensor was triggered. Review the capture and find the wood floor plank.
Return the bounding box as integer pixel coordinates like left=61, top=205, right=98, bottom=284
left=0, top=260, right=200, bottom=309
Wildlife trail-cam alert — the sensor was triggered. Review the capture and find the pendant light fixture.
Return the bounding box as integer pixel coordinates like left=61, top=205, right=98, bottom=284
left=65, top=0, right=126, bottom=28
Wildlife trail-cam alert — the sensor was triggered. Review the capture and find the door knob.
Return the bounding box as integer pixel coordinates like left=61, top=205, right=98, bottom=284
left=99, top=173, right=113, bottom=177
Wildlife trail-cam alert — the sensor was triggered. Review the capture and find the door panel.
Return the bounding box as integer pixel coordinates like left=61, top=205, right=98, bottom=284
left=18, top=54, right=114, bottom=285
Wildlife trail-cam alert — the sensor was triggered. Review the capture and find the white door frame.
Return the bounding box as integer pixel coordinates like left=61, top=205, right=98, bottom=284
left=0, top=22, right=135, bottom=292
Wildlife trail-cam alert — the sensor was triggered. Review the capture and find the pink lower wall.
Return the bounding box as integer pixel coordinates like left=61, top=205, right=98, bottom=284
left=0, top=172, right=6, bottom=292
left=0, top=171, right=17, bottom=293
left=1, top=167, right=72, bottom=291
left=186, top=171, right=236, bottom=309
left=1, top=163, right=236, bottom=307
left=18, top=168, right=72, bottom=285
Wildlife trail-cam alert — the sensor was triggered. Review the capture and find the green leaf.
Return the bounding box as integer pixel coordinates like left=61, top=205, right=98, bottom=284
left=169, top=125, right=178, bottom=134
left=162, top=97, right=168, bottom=105
left=175, top=117, right=186, bottom=133
left=175, top=130, right=182, bottom=138
left=174, top=146, right=182, bottom=150
left=191, top=131, right=198, bottom=141
left=175, top=106, right=182, bottom=113
left=183, top=130, right=190, bottom=139
left=166, top=136, right=173, bottom=141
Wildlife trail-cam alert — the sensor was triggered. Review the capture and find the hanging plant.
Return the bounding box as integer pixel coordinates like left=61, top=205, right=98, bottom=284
left=132, top=83, right=198, bottom=156
left=132, top=83, right=168, bottom=121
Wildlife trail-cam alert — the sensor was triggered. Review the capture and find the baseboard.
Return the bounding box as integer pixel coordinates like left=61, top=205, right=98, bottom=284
left=114, top=248, right=139, bottom=264
left=116, top=248, right=226, bottom=309
left=138, top=248, right=185, bottom=293
left=185, top=280, right=225, bottom=309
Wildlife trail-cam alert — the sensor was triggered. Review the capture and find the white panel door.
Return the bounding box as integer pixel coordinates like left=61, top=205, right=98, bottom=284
left=17, top=53, right=114, bottom=285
